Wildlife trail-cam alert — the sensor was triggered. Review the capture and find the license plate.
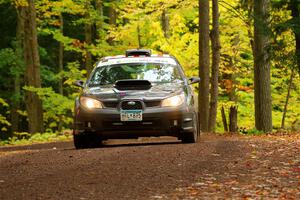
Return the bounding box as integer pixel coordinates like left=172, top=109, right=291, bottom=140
left=120, top=110, right=143, bottom=121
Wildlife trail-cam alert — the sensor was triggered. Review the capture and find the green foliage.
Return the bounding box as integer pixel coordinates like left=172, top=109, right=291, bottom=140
left=22, top=62, right=86, bottom=132
left=0, top=47, right=24, bottom=77
left=112, top=0, right=199, bottom=76
left=0, top=98, right=11, bottom=132
left=0, top=131, right=72, bottom=146
left=23, top=86, right=73, bottom=131
left=240, top=128, right=265, bottom=135
left=58, top=61, right=87, bottom=89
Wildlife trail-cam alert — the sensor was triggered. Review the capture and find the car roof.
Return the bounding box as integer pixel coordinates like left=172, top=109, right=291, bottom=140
left=96, top=53, right=178, bottom=67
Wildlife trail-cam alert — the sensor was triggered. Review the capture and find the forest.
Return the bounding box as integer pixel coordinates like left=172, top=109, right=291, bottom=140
left=0, top=0, right=299, bottom=144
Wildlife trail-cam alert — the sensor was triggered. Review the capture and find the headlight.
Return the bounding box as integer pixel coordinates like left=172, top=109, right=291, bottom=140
left=80, top=97, right=103, bottom=109
left=161, top=94, right=185, bottom=107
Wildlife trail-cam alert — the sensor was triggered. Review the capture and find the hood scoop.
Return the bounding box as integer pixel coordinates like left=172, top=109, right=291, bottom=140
left=114, top=79, right=152, bottom=90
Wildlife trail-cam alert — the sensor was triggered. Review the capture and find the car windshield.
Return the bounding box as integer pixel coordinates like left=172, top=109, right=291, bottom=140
left=88, top=63, right=183, bottom=86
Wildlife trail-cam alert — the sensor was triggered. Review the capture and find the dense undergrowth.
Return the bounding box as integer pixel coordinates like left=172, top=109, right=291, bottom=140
left=0, top=131, right=72, bottom=146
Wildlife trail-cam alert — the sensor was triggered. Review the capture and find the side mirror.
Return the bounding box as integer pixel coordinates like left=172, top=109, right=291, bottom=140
left=74, top=80, right=85, bottom=88
left=188, top=77, right=200, bottom=85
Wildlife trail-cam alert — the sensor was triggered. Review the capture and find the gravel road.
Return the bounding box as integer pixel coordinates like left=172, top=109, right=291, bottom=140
left=1, top=134, right=300, bottom=200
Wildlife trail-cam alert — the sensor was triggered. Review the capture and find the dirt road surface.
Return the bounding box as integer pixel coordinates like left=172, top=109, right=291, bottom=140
left=1, top=134, right=300, bottom=200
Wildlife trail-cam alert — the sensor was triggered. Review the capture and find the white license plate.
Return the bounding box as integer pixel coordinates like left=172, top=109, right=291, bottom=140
left=120, top=110, right=143, bottom=121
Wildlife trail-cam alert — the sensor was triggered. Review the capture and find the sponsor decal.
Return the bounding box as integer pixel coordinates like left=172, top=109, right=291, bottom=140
left=98, top=57, right=176, bottom=66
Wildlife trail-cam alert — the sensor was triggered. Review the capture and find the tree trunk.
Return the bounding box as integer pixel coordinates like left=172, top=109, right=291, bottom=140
left=161, top=9, right=170, bottom=38
left=11, top=6, right=25, bottom=134
left=290, top=0, right=300, bottom=76
left=108, top=0, right=117, bottom=26
left=137, top=25, right=142, bottom=48
left=11, top=77, right=21, bottom=134
left=198, top=0, right=210, bottom=132
left=296, top=34, right=300, bottom=76
left=85, top=0, right=93, bottom=75
left=11, top=78, right=21, bottom=134
left=229, top=106, right=238, bottom=132
left=58, top=13, right=64, bottom=133
left=209, top=0, right=220, bottom=132
left=221, top=106, right=228, bottom=132
left=253, top=0, right=272, bottom=132
left=95, top=0, right=103, bottom=39
left=245, top=1, right=254, bottom=53
left=281, top=68, right=295, bottom=129
left=23, top=0, right=43, bottom=134
left=58, top=13, right=64, bottom=96
left=107, top=0, right=117, bottom=45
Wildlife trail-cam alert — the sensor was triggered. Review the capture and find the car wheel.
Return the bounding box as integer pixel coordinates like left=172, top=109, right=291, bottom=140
left=73, top=132, right=102, bottom=149
left=181, top=113, right=199, bottom=143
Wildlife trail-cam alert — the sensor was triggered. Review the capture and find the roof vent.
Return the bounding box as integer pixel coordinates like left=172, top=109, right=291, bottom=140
left=125, top=49, right=152, bottom=57
left=114, top=79, right=152, bottom=90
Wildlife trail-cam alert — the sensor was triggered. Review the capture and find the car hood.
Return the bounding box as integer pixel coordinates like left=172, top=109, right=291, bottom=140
left=83, top=82, right=184, bottom=101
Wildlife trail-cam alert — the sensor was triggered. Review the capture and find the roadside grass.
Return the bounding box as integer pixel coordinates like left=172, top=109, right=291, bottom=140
left=0, top=131, right=72, bottom=146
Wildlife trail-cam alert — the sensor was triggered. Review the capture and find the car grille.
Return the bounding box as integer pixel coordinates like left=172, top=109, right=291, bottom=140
left=103, top=100, right=161, bottom=109
left=121, top=100, right=143, bottom=110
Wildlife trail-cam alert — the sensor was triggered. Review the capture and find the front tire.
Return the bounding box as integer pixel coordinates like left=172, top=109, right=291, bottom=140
left=73, top=132, right=102, bottom=149
left=181, top=113, right=199, bottom=143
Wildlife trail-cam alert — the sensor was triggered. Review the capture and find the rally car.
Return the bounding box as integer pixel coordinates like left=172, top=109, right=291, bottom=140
left=73, top=49, right=200, bottom=148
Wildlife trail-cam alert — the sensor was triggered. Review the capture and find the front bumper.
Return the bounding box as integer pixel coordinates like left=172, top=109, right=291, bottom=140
left=73, top=105, right=195, bottom=139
